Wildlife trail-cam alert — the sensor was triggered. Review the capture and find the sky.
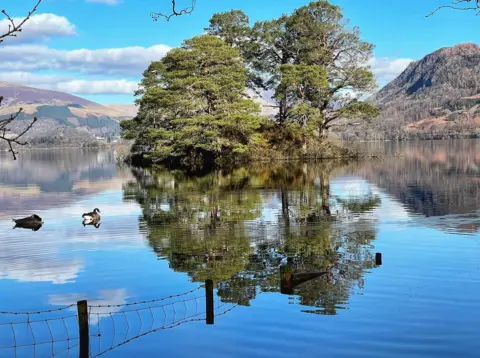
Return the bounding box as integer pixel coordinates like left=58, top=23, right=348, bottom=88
left=0, top=0, right=479, bottom=104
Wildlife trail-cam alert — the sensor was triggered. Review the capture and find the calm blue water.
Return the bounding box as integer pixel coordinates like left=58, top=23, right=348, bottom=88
left=0, top=140, right=479, bottom=357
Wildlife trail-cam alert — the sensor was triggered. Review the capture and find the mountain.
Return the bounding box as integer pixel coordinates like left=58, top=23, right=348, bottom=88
left=104, top=104, right=138, bottom=119
left=0, top=82, right=136, bottom=147
left=370, top=43, right=480, bottom=136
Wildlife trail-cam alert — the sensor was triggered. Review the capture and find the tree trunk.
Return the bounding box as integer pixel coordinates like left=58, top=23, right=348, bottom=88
left=320, top=173, right=331, bottom=216
left=281, top=187, right=290, bottom=227
left=318, top=123, right=328, bottom=138
left=301, top=138, right=307, bottom=155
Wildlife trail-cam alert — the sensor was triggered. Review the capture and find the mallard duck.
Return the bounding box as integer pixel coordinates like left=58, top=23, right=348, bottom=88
left=82, top=208, right=101, bottom=221
left=13, top=214, right=44, bottom=231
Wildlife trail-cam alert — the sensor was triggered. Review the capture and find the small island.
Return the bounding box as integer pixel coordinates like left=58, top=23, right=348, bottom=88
left=120, top=2, right=379, bottom=169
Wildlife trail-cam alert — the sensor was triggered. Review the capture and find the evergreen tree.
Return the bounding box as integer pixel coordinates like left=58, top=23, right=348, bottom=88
left=121, top=35, right=265, bottom=168
left=205, top=1, right=379, bottom=136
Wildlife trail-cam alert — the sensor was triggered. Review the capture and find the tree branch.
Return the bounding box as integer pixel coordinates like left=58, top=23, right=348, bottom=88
left=0, top=1, right=42, bottom=159
left=0, top=0, right=42, bottom=43
left=427, top=0, right=480, bottom=17
left=151, top=0, right=196, bottom=22
left=0, top=97, right=38, bottom=160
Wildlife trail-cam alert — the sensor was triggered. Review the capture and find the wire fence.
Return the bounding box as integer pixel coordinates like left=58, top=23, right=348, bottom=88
left=0, top=281, right=236, bottom=358
left=0, top=313, right=80, bottom=358
left=90, top=297, right=236, bottom=358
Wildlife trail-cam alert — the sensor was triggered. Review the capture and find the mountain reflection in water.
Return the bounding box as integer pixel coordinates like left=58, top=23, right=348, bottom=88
left=352, top=139, right=480, bottom=233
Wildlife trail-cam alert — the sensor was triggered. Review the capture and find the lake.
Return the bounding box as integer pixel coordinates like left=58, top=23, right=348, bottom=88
left=0, top=139, right=479, bottom=358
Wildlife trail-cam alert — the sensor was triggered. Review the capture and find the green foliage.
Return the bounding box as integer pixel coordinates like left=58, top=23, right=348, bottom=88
left=275, top=64, right=329, bottom=107
left=204, top=10, right=265, bottom=89
left=274, top=64, right=329, bottom=143
left=337, top=100, right=380, bottom=120
left=205, top=10, right=250, bottom=48
left=206, top=1, right=379, bottom=135
left=124, top=1, right=380, bottom=168
left=122, top=35, right=265, bottom=168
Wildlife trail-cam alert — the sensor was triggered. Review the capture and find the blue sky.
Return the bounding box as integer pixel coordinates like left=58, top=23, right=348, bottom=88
left=0, top=0, right=478, bottom=104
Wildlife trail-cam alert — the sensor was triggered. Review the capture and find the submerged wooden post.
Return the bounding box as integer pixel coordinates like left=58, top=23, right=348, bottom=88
left=77, top=300, right=89, bottom=358
left=375, top=252, right=382, bottom=266
left=205, top=279, right=214, bottom=325
left=280, top=265, right=294, bottom=295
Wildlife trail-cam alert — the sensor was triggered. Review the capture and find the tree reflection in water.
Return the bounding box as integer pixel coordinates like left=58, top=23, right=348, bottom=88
left=123, top=162, right=382, bottom=315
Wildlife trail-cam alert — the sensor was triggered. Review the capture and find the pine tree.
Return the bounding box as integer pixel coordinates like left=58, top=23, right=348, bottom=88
left=205, top=1, right=379, bottom=136
left=121, top=35, right=265, bottom=168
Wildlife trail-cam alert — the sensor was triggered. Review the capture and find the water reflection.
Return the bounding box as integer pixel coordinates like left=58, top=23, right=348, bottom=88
left=0, top=143, right=478, bottom=357
left=49, top=289, right=129, bottom=324
left=124, top=162, right=382, bottom=314
left=0, top=150, right=132, bottom=219
left=0, top=149, right=138, bottom=287
left=12, top=214, right=44, bottom=231
left=349, top=139, right=480, bottom=234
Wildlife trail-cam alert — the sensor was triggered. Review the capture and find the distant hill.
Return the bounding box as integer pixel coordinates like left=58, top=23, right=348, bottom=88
left=103, top=104, right=138, bottom=119
left=369, top=43, right=480, bottom=137
left=0, top=82, right=136, bottom=147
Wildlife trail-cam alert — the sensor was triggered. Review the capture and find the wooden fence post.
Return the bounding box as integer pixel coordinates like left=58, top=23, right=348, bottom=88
left=205, top=279, right=214, bottom=325
left=375, top=252, right=382, bottom=266
left=77, top=300, right=89, bottom=358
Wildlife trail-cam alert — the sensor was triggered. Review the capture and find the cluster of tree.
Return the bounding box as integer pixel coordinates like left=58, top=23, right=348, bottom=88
left=121, top=1, right=379, bottom=169
left=123, top=162, right=381, bottom=313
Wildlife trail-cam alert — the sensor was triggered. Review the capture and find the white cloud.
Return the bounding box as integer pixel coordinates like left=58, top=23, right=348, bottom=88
left=0, top=71, right=68, bottom=84
left=0, top=72, right=138, bottom=95
left=0, top=43, right=172, bottom=76
left=86, top=0, right=122, bottom=4
left=57, top=79, right=138, bottom=94
left=0, top=40, right=171, bottom=95
left=0, top=14, right=77, bottom=44
left=369, top=57, right=414, bottom=86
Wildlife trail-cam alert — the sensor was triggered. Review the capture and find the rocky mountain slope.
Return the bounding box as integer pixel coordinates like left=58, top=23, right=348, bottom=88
left=371, top=43, right=480, bottom=135
left=0, top=82, right=136, bottom=146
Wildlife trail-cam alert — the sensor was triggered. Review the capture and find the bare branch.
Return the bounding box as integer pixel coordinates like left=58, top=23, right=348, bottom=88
left=0, top=0, right=43, bottom=43
left=151, top=0, right=196, bottom=22
left=427, top=0, right=480, bottom=17
left=0, top=1, right=42, bottom=159
left=0, top=101, right=38, bottom=160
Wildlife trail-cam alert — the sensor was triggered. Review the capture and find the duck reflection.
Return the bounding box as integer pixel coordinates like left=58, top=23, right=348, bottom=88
left=82, top=220, right=101, bottom=228
left=82, top=208, right=101, bottom=228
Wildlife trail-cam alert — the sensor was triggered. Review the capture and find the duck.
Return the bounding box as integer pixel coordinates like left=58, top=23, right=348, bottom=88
left=82, top=208, right=101, bottom=222
left=13, top=214, right=44, bottom=231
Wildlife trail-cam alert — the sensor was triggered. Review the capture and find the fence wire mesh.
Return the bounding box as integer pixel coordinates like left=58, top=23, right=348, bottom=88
left=0, top=283, right=236, bottom=358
